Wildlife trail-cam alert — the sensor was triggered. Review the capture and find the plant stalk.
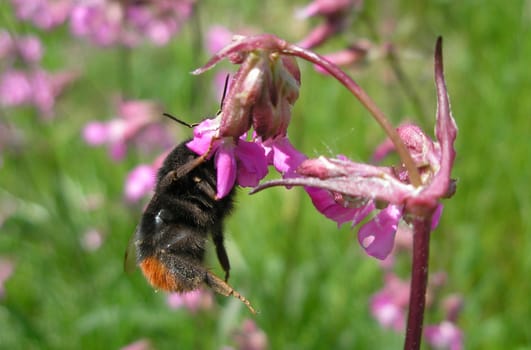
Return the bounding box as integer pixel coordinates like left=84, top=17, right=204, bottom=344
left=404, top=212, right=432, bottom=350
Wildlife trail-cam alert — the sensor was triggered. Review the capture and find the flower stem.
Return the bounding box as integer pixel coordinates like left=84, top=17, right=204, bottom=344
left=284, top=44, right=422, bottom=187
left=404, top=213, right=432, bottom=350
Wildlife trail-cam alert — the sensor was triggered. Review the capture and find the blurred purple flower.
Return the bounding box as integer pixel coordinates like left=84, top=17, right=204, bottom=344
left=0, top=69, right=76, bottom=118
left=166, top=289, right=213, bottom=313
left=0, top=70, right=32, bottom=106
left=80, top=228, right=104, bottom=252
left=0, top=31, right=43, bottom=63
left=313, top=40, right=370, bottom=75
left=82, top=100, right=167, bottom=160
left=232, top=319, right=268, bottom=350
left=17, top=36, right=43, bottom=63
left=120, top=339, right=153, bottom=350
left=70, top=0, right=195, bottom=47
left=442, top=294, right=464, bottom=323
left=0, top=31, right=13, bottom=59
left=11, top=0, right=72, bottom=30
left=123, top=150, right=169, bottom=202
left=370, top=273, right=409, bottom=332
left=296, top=0, right=361, bottom=49
left=206, top=25, right=233, bottom=54
left=0, top=258, right=14, bottom=299
left=124, top=164, right=156, bottom=203
left=425, top=321, right=463, bottom=350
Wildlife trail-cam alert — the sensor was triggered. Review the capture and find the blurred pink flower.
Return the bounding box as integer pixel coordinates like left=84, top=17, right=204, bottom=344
left=11, top=0, right=72, bottom=30
left=370, top=273, right=409, bottom=332
left=0, top=70, right=33, bottom=106
left=17, top=36, right=43, bottom=63
left=120, top=339, right=153, bottom=350
left=442, top=294, right=464, bottom=323
left=0, top=69, right=76, bottom=118
left=82, top=100, right=168, bottom=160
left=80, top=228, right=104, bottom=252
left=70, top=0, right=195, bottom=47
left=166, top=289, right=213, bottom=313
left=232, top=319, right=268, bottom=350
left=0, top=31, right=13, bottom=59
left=124, top=164, right=157, bottom=203
left=0, top=258, right=15, bottom=299
left=296, top=0, right=361, bottom=49
left=313, top=40, right=370, bottom=75
left=123, top=150, right=169, bottom=202
left=0, top=31, right=43, bottom=63
left=425, top=321, right=463, bottom=350
left=206, top=26, right=233, bottom=54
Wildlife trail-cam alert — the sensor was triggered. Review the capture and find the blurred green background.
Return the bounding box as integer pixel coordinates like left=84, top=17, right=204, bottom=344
left=1, top=1, right=530, bottom=349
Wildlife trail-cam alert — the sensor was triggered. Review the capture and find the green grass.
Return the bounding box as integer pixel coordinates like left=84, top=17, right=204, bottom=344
left=1, top=1, right=530, bottom=349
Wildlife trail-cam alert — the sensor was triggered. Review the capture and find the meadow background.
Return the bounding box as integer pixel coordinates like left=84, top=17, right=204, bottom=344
left=1, top=1, right=530, bottom=349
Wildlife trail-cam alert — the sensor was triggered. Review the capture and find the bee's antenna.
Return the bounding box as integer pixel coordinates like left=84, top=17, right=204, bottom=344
left=163, top=113, right=199, bottom=128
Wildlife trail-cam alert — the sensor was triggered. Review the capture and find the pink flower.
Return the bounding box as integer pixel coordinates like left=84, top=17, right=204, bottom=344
left=425, top=321, right=463, bottom=350
left=70, top=1, right=123, bottom=47
left=82, top=100, right=166, bottom=160
left=0, top=69, right=76, bottom=118
left=253, top=38, right=456, bottom=259
left=17, top=35, right=43, bottom=63
left=166, top=289, right=213, bottom=313
left=124, top=164, right=157, bottom=203
left=370, top=273, right=409, bottom=332
left=70, top=0, right=195, bottom=47
left=184, top=35, right=303, bottom=197
left=295, top=0, right=360, bottom=49
left=206, top=26, right=233, bottom=54
left=0, top=70, right=33, bottom=106
left=295, top=0, right=356, bottom=19
left=80, top=228, right=104, bottom=252
left=313, top=41, right=370, bottom=75
left=120, top=339, right=153, bottom=350
left=232, top=319, right=268, bottom=350
left=11, top=0, right=71, bottom=30
left=187, top=119, right=268, bottom=198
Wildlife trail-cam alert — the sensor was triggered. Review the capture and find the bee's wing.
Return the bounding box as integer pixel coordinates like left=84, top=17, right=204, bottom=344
left=123, top=226, right=139, bottom=273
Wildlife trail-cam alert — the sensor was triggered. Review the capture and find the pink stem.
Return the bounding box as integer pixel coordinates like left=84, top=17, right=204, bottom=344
left=404, top=212, right=432, bottom=350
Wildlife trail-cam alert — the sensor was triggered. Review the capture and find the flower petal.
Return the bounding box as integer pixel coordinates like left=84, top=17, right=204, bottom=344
left=305, top=187, right=374, bottom=227
left=358, top=205, right=402, bottom=259
left=214, top=143, right=237, bottom=198
left=234, top=140, right=268, bottom=187
left=186, top=117, right=221, bottom=156
left=269, top=137, right=307, bottom=177
left=430, top=204, right=443, bottom=231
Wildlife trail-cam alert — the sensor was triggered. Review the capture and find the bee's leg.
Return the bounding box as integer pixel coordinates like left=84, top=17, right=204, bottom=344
left=152, top=253, right=256, bottom=314
left=211, top=221, right=231, bottom=281
left=158, top=154, right=208, bottom=190
left=205, top=271, right=256, bottom=314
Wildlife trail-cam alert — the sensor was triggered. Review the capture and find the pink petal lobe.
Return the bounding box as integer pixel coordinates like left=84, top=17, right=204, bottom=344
left=234, top=140, right=268, bottom=187
left=305, top=187, right=374, bottom=227
left=270, top=137, right=307, bottom=177
left=358, top=205, right=402, bottom=259
left=215, top=143, right=237, bottom=198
